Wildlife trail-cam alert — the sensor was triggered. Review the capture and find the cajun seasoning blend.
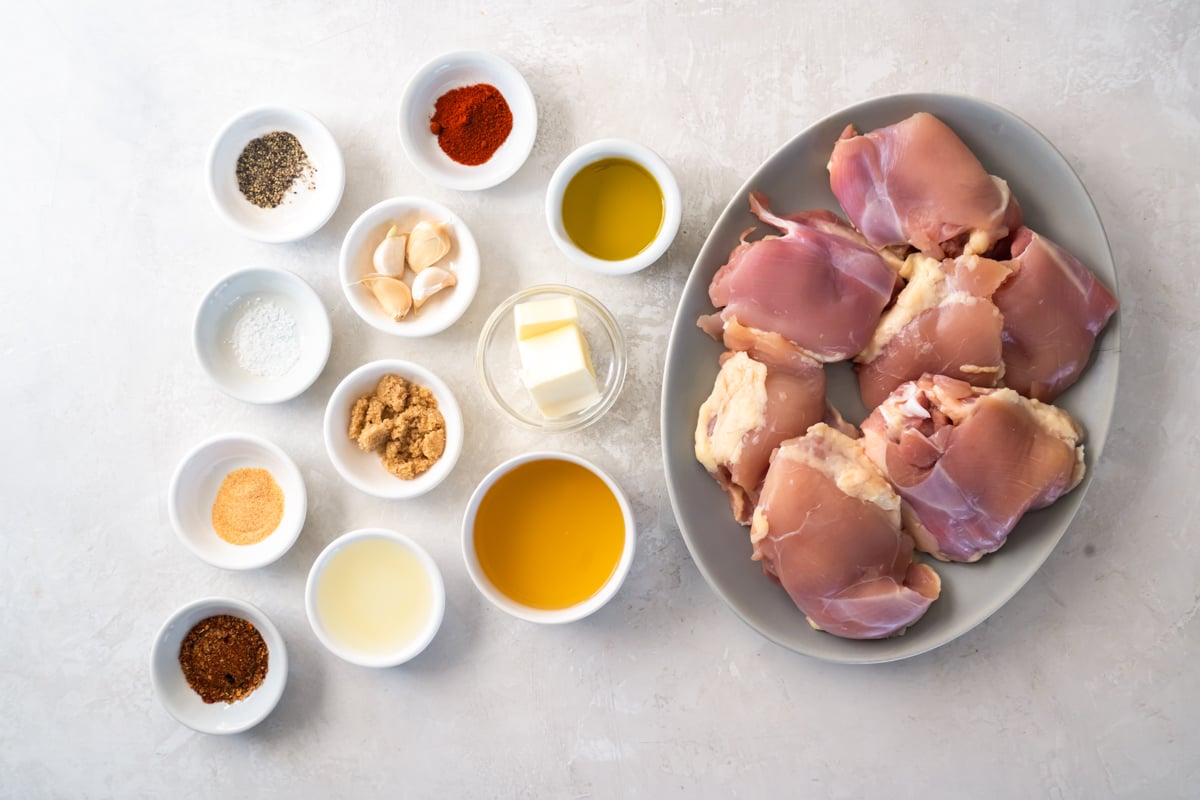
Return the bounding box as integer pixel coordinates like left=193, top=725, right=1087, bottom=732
left=429, top=84, right=513, bottom=165
left=178, top=615, right=269, bottom=704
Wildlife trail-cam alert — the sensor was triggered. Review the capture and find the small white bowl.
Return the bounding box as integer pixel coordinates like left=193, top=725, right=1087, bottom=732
left=476, top=285, right=627, bottom=433
left=206, top=105, right=346, bottom=243
left=150, top=597, right=288, bottom=734
left=339, top=197, right=480, bottom=337
left=305, top=528, right=446, bottom=667
left=398, top=50, right=537, bottom=191
left=462, top=452, right=636, bottom=624
left=545, top=139, right=682, bottom=275
left=323, top=359, right=464, bottom=499
left=194, top=267, right=332, bottom=404
left=168, top=433, right=307, bottom=570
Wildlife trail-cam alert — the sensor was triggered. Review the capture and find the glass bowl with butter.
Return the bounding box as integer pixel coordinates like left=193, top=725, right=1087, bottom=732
left=476, top=285, right=626, bottom=432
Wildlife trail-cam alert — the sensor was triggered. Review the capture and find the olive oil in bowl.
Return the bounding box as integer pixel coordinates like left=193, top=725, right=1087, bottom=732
left=561, top=158, right=665, bottom=262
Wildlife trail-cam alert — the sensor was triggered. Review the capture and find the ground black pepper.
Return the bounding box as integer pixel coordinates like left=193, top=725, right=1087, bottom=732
left=235, top=131, right=315, bottom=209
left=178, top=614, right=269, bottom=704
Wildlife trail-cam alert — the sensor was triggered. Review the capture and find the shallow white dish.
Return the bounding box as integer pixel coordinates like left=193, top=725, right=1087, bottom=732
left=323, top=359, right=464, bottom=499
left=339, top=197, right=480, bottom=337
left=150, top=597, right=288, bottom=734
left=397, top=50, right=537, bottom=191
left=305, top=528, right=446, bottom=667
left=545, top=138, right=682, bottom=275
left=206, top=105, right=345, bottom=243
left=661, top=93, right=1121, bottom=664
left=461, top=451, right=636, bottom=624
left=476, top=285, right=627, bottom=433
left=194, top=267, right=332, bottom=404
left=168, top=432, right=307, bottom=570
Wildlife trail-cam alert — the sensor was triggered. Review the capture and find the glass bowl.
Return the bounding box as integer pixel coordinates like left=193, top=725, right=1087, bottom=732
left=476, top=285, right=626, bottom=433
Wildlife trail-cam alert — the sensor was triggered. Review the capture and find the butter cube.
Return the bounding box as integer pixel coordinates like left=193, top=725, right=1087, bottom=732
left=517, top=322, right=600, bottom=418
left=513, top=296, right=580, bottom=340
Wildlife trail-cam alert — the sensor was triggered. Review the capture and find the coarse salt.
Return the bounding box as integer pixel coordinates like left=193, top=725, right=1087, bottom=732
left=231, top=298, right=301, bottom=377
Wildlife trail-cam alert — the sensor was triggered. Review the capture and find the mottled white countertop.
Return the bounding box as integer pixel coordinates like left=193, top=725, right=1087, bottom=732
left=2, top=1, right=1197, bottom=797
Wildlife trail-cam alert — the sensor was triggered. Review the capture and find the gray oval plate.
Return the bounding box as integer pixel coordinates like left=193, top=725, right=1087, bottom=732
left=661, top=93, right=1121, bottom=664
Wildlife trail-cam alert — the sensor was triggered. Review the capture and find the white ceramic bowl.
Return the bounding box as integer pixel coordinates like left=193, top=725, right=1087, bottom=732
left=150, top=597, right=288, bottom=734
left=339, top=197, right=480, bottom=337
left=323, top=359, right=464, bottom=499
left=194, top=267, right=332, bottom=404
left=206, top=105, right=345, bottom=242
left=545, top=139, right=682, bottom=275
left=476, top=285, right=627, bottom=433
left=397, top=50, right=537, bottom=191
left=461, top=452, right=636, bottom=624
left=168, top=433, right=307, bottom=570
left=305, top=528, right=446, bottom=667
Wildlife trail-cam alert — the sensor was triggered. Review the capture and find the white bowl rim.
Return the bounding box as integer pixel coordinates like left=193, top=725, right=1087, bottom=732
left=322, top=358, right=464, bottom=499
left=397, top=49, right=538, bottom=191
left=304, top=528, right=447, bottom=667
left=204, top=104, right=346, bottom=243
left=192, top=265, right=333, bottom=404
left=461, top=451, right=636, bottom=624
left=166, top=432, right=308, bottom=570
left=149, top=596, right=288, bottom=734
left=545, top=138, right=683, bottom=275
left=337, top=196, right=480, bottom=337
left=474, top=284, right=627, bottom=433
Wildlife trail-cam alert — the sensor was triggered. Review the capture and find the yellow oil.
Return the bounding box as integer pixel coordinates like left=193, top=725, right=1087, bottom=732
left=316, top=538, right=433, bottom=655
left=561, top=157, right=664, bottom=261
left=474, top=459, right=625, bottom=610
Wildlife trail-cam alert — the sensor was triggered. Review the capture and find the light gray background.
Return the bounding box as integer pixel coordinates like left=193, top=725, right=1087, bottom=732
left=2, top=1, right=1196, bottom=797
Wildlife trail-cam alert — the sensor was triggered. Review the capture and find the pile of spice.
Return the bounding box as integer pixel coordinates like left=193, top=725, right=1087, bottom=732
left=211, top=467, right=285, bottom=546
left=178, top=615, right=269, bottom=704
left=235, top=131, right=316, bottom=209
left=347, top=374, right=447, bottom=480
left=231, top=297, right=300, bottom=377
left=429, top=84, right=513, bottom=166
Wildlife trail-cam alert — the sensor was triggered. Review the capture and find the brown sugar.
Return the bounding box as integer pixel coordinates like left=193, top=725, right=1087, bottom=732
left=347, top=374, right=446, bottom=480
left=211, top=468, right=285, bottom=545
left=178, top=615, right=269, bottom=704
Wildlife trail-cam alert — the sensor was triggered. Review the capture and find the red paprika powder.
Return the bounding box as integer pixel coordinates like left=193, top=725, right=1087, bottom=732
left=429, top=83, right=513, bottom=166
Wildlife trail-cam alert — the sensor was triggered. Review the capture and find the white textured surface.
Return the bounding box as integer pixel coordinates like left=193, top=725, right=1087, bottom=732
left=1, top=1, right=1197, bottom=797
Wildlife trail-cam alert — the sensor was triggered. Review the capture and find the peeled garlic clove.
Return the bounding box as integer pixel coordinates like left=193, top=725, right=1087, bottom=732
left=411, top=267, right=458, bottom=309
left=406, top=220, right=452, bottom=272
left=357, top=274, right=413, bottom=321
left=372, top=226, right=408, bottom=276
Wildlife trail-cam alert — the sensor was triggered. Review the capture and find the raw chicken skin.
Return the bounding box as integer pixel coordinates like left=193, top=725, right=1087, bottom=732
left=993, top=228, right=1119, bottom=402
left=860, top=375, right=1086, bottom=563
left=699, top=193, right=897, bottom=362
left=828, top=112, right=1022, bottom=258
left=749, top=423, right=941, bottom=639
left=695, top=350, right=826, bottom=524
left=856, top=253, right=1011, bottom=409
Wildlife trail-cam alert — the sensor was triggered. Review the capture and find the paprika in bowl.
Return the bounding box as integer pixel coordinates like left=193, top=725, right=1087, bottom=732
left=398, top=50, right=537, bottom=191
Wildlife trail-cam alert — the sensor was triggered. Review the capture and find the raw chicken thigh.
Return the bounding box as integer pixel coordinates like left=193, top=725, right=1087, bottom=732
left=860, top=375, right=1086, bottom=563
left=749, top=423, right=941, bottom=639
left=993, top=228, right=1120, bottom=402
left=699, top=193, right=897, bottom=362
left=828, top=112, right=1022, bottom=259
left=856, top=253, right=1011, bottom=409
left=695, top=350, right=826, bottom=525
